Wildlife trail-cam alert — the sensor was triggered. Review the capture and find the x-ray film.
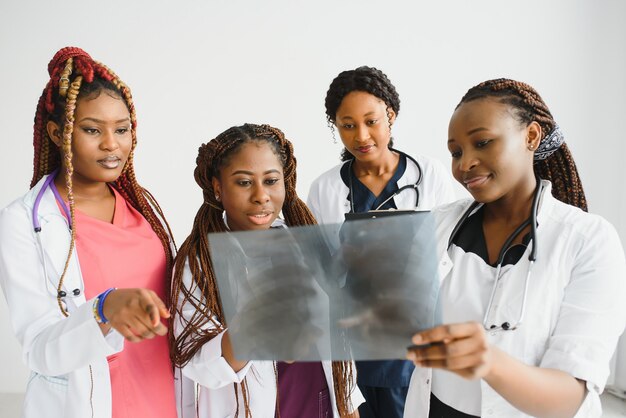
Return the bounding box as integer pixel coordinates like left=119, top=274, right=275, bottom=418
left=208, top=211, right=441, bottom=361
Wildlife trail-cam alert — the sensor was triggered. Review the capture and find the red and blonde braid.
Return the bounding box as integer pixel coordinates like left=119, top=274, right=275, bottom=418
left=31, top=47, right=175, bottom=315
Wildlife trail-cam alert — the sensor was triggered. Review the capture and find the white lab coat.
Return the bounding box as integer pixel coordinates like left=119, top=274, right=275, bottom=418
left=404, top=180, right=626, bottom=417
left=173, top=221, right=365, bottom=418
left=0, top=175, right=191, bottom=418
left=307, top=154, right=457, bottom=224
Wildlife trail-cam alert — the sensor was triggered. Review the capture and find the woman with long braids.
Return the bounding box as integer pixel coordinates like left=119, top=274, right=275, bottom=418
left=0, top=47, right=178, bottom=418
left=404, top=79, right=626, bottom=417
left=307, top=66, right=456, bottom=418
left=171, top=123, right=364, bottom=417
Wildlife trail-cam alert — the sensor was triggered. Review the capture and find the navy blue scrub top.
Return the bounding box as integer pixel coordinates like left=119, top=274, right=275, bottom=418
left=341, top=153, right=407, bottom=213
left=341, top=154, right=415, bottom=387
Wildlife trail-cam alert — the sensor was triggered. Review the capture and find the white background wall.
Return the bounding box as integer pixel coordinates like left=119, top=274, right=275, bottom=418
left=0, top=0, right=624, bottom=394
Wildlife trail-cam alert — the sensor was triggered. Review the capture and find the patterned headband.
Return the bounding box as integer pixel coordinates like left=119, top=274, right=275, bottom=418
left=534, top=124, right=564, bottom=161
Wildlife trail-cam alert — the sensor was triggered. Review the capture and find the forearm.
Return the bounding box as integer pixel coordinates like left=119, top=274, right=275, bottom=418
left=485, top=347, right=585, bottom=418
left=180, top=328, right=253, bottom=389
left=221, top=330, right=248, bottom=372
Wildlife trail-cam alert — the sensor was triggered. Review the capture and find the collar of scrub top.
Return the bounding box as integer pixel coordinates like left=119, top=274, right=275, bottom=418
left=32, top=168, right=72, bottom=232
left=347, top=147, right=423, bottom=213
left=447, top=179, right=545, bottom=332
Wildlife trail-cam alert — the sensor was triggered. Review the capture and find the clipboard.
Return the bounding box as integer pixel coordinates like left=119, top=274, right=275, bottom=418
left=344, top=209, right=429, bottom=221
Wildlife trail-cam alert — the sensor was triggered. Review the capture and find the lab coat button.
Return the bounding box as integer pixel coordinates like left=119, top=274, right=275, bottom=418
left=72, top=288, right=81, bottom=296
left=487, top=408, right=494, bottom=415
left=426, top=379, right=430, bottom=384
left=57, top=290, right=67, bottom=298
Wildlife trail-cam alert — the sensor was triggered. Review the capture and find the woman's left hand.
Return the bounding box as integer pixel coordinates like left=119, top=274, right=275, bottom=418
left=406, top=321, right=494, bottom=379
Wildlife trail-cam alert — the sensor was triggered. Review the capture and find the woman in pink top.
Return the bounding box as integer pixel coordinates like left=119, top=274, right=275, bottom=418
left=0, top=47, right=177, bottom=418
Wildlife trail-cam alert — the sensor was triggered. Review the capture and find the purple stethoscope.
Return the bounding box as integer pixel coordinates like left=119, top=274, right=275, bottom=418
left=33, top=168, right=71, bottom=232
left=32, top=168, right=82, bottom=299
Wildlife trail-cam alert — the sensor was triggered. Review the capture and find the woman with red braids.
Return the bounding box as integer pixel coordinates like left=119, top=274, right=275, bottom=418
left=0, top=47, right=179, bottom=418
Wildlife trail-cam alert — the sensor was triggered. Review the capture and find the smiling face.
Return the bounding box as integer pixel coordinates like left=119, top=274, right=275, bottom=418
left=335, top=91, right=396, bottom=163
left=47, top=90, right=132, bottom=186
left=212, top=141, right=286, bottom=232
left=447, top=98, right=541, bottom=203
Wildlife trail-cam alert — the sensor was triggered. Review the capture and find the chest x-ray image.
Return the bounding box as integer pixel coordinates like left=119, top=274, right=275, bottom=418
left=209, top=211, right=441, bottom=361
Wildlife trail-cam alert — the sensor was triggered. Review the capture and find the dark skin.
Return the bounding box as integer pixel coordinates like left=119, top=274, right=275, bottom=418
left=47, top=92, right=169, bottom=342
left=213, top=142, right=359, bottom=417
left=335, top=91, right=398, bottom=197
left=406, top=98, right=585, bottom=418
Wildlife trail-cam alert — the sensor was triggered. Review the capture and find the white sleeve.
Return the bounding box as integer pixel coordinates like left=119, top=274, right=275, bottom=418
left=174, top=259, right=253, bottom=389
left=540, top=217, right=626, bottom=392
left=0, top=203, right=123, bottom=377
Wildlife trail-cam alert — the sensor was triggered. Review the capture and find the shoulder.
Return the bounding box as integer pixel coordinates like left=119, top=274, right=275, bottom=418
left=401, top=152, right=454, bottom=191
left=403, top=154, right=449, bottom=178
left=308, top=162, right=349, bottom=209
left=309, top=162, right=347, bottom=192
left=414, top=154, right=448, bottom=171
left=431, top=199, right=472, bottom=228
left=547, top=197, right=619, bottom=246
left=0, top=188, right=36, bottom=228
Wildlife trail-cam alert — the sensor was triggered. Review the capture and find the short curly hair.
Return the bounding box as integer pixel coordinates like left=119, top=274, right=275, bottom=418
left=325, top=66, right=400, bottom=161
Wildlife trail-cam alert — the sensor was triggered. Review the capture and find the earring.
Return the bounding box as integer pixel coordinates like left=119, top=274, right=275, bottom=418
left=528, top=145, right=535, bottom=151
left=215, top=194, right=220, bottom=201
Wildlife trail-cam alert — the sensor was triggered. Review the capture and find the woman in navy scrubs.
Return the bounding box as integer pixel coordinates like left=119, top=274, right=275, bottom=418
left=308, top=66, right=456, bottom=418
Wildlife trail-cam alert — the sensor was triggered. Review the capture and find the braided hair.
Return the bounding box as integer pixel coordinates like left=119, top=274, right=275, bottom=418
left=32, top=47, right=175, bottom=316
left=170, top=123, right=355, bottom=417
left=325, top=66, right=401, bottom=161
left=457, top=78, right=587, bottom=211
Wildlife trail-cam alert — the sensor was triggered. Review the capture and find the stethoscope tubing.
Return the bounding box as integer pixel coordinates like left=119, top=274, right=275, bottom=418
left=348, top=148, right=423, bottom=213
left=31, top=168, right=82, bottom=299
left=449, top=180, right=544, bottom=332
left=32, top=168, right=72, bottom=232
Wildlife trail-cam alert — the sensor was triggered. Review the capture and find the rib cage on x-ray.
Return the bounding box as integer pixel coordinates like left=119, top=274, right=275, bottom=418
left=209, top=212, right=441, bottom=361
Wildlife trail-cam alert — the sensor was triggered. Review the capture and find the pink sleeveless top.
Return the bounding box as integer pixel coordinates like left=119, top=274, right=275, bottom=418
left=56, top=185, right=176, bottom=418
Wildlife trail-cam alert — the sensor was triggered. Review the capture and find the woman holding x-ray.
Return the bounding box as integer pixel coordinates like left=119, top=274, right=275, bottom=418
left=405, top=79, right=626, bottom=417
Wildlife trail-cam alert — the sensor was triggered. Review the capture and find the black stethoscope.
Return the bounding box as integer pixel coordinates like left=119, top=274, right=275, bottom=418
left=447, top=179, right=545, bottom=332
left=347, top=148, right=423, bottom=213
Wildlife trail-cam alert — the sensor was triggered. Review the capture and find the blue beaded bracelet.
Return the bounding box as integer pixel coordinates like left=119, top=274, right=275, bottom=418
left=97, top=288, right=117, bottom=324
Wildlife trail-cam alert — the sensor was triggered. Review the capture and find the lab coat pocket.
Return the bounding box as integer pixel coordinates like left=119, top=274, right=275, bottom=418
left=318, top=387, right=331, bottom=418
left=23, top=372, right=68, bottom=417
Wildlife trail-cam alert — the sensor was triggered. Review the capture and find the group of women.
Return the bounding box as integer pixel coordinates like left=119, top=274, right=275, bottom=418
left=0, top=46, right=624, bottom=418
